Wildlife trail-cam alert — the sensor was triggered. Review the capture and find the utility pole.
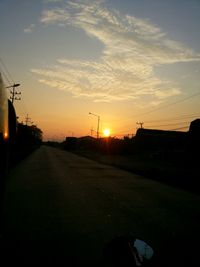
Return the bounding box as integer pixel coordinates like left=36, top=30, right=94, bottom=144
left=25, top=114, right=31, bottom=126
left=89, top=112, right=100, bottom=138
left=137, top=122, right=144, bottom=128
left=6, top=83, right=21, bottom=104
left=68, top=131, right=74, bottom=137
left=90, top=127, right=94, bottom=137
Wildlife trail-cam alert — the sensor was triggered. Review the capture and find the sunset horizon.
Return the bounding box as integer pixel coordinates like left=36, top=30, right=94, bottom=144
left=0, top=0, right=200, bottom=141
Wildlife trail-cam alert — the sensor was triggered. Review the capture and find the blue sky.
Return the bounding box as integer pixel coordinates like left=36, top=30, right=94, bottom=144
left=0, top=0, right=200, bottom=140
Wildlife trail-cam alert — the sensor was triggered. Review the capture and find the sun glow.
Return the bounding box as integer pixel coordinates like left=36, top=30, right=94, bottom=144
left=103, top=128, right=110, bottom=137
left=4, top=132, right=8, bottom=139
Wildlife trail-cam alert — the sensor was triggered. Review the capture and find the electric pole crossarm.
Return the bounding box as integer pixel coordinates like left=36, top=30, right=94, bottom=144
left=6, top=83, right=21, bottom=104
left=136, top=122, right=144, bottom=129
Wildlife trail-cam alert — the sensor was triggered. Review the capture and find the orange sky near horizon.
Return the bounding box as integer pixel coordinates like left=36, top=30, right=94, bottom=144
left=1, top=0, right=200, bottom=141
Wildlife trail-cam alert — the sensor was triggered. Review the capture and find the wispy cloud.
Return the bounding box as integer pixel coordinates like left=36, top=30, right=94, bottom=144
left=41, top=9, right=70, bottom=24
left=32, top=0, right=200, bottom=102
left=24, top=24, right=35, bottom=33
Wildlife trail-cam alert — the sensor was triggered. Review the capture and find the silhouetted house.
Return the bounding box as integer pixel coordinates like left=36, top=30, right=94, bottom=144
left=78, top=135, right=99, bottom=151
left=63, top=137, right=77, bottom=150
left=188, top=119, right=200, bottom=153
left=189, top=119, right=200, bottom=135
left=135, top=128, right=187, bottom=151
left=78, top=136, right=95, bottom=143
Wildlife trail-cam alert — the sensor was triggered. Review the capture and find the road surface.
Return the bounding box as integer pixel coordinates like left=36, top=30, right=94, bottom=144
left=1, top=146, right=200, bottom=266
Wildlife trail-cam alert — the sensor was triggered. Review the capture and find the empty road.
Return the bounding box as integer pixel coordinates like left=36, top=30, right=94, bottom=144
left=1, top=146, right=200, bottom=266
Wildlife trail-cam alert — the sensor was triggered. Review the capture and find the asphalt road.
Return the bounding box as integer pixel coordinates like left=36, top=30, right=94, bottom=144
left=1, top=146, right=200, bottom=266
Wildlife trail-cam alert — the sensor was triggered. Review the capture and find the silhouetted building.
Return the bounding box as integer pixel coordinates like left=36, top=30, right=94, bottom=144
left=63, top=137, right=77, bottom=150
left=135, top=128, right=187, bottom=151
left=189, top=119, right=200, bottom=135
left=78, top=136, right=96, bottom=150
left=188, top=119, right=200, bottom=155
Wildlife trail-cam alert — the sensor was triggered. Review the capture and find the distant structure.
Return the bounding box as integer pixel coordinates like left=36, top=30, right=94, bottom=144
left=25, top=114, right=32, bottom=126
left=188, top=119, right=200, bottom=154
left=189, top=119, right=200, bottom=135
left=63, top=137, right=77, bottom=150
left=134, top=118, right=200, bottom=156
left=135, top=128, right=187, bottom=151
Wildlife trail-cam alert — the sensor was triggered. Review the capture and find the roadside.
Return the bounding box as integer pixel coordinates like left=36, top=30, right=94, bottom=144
left=70, top=148, right=199, bottom=194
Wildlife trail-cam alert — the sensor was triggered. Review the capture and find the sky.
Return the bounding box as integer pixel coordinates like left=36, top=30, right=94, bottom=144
left=0, top=0, right=200, bottom=141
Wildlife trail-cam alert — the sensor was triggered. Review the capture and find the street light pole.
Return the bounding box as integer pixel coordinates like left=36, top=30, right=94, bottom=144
left=89, top=112, right=100, bottom=138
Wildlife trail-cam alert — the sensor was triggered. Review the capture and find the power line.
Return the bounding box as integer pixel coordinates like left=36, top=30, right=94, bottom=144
left=18, top=99, right=28, bottom=119
left=0, top=65, right=12, bottom=85
left=112, top=91, right=200, bottom=127
left=0, top=57, right=21, bottom=104
left=145, top=121, right=189, bottom=128
left=114, top=118, right=193, bottom=136
left=0, top=57, right=14, bottom=84
left=170, top=126, right=189, bottom=131
left=137, top=91, right=200, bottom=118
left=103, top=109, right=199, bottom=137
left=143, top=113, right=200, bottom=124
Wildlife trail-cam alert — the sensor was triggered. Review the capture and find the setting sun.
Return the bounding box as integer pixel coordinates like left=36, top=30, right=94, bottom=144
left=103, top=128, right=110, bottom=137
